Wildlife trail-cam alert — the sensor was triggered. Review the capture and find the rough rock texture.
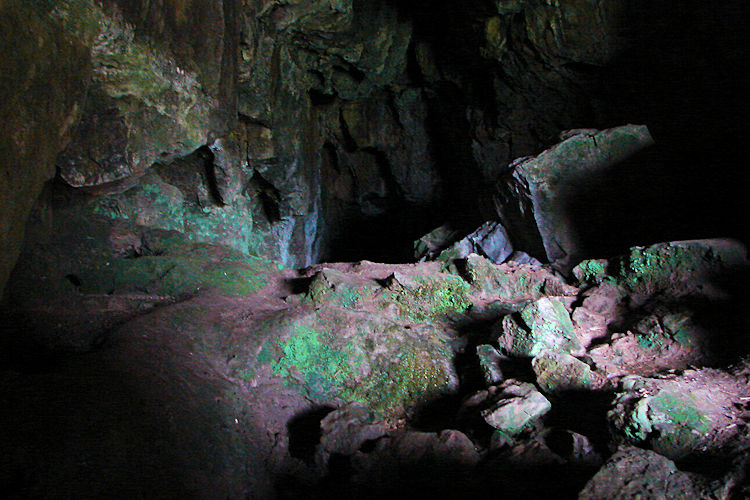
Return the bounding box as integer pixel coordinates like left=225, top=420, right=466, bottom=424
left=494, top=125, right=655, bottom=270
left=498, top=296, right=583, bottom=357
left=0, top=1, right=90, bottom=296
left=481, top=380, right=552, bottom=435
left=579, top=446, right=717, bottom=499
left=5, top=0, right=750, bottom=290
left=3, top=230, right=750, bottom=496
left=438, top=221, right=514, bottom=264
left=608, top=369, right=748, bottom=461
left=532, top=349, right=605, bottom=393
left=4, top=0, right=750, bottom=497
left=54, top=0, right=238, bottom=188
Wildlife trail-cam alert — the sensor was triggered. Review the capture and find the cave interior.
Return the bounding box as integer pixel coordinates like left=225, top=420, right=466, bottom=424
left=1, top=0, right=750, bottom=498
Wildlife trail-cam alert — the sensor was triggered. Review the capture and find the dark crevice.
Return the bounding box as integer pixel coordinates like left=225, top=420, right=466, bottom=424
left=287, top=406, right=335, bottom=464
left=309, top=88, right=337, bottom=106
left=405, top=40, right=425, bottom=85
left=333, top=64, right=365, bottom=83
left=64, top=274, right=82, bottom=287
left=249, top=170, right=282, bottom=223
left=338, top=109, right=359, bottom=153
left=199, top=146, right=226, bottom=207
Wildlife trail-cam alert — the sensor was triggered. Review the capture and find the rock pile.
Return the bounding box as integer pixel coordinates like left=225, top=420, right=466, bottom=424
left=3, top=191, right=749, bottom=497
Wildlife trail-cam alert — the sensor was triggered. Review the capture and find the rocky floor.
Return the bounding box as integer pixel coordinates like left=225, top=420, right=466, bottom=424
left=2, top=203, right=750, bottom=498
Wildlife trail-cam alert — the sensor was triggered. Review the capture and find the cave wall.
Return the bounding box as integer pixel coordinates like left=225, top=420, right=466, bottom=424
left=0, top=0, right=90, bottom=297
left=3, top=0, right=750, bottom=294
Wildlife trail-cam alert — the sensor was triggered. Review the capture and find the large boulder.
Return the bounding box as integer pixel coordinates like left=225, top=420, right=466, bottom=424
left=248, top=311, right=457, bottom=416
left=608, top=369, right=747, bottom=460
left=494, top=125, right=655, bottom=271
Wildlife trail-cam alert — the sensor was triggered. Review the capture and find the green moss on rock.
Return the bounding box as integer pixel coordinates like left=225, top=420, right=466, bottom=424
left=248, top=308, right=458, bottom=419
left=77, top=244, right=271, bottom=297
left=268, top=323, right=362, bottom=400
left=572, top=258, right=610, bottom=286
left=610, top=390, right=713, bottom=459
left=383, top=273, right=471, bottom=323
left=532, top=349, right=598, bottom=393
left=614, top=240, right=747, bottom=299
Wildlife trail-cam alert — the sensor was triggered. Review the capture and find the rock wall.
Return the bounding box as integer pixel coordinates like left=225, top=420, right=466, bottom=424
left=0, top=1, right=91, bottom=297
left=4, top=0, right=750, bottom=294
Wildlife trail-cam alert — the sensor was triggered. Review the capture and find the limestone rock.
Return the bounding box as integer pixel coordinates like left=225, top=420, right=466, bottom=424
left=476, top=344, right=504, bottom=386
left=532, top=350, right=604, bottom=393
left=306, top=267, right=380, bottom=309
left=498, top=297, right=583, bottom=357
left=572, top=258, right=610, bottom=286
left=494, top=125, right=655, bottom=270
left=612, top=239, right=748, bottom=304
left=376, top=271, right=472, bottom=324
left=0, top=1, right=90, bottom=294
left=438, top=221, right=513, bottom=264
left=414, top=225, right=461, bottom=261
left=208, top=136, right=245, bottom=205
left=316, top=402, right=389, bottom=470
left=56, top=0, right=238, bottom=187
left=608, top=369, right=747, bottom=460
left=481, top=380, right=551, bottom=435
left=462, top=254, right=577, bottom=305
left=346, top=429, right=480, bottom=493
left=90, top=165, right=258, bottom=258
left=579, top=446, right=715, bottom=499
left=245, top=306, right=459, bottom=419
left=506, top=251, right=542, bottom=266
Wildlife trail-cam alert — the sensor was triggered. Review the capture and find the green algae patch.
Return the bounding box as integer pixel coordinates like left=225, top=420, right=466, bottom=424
left=306, top=268, right=377, bottom=310
left=381, top=273, right=471, bottom=323
left=75, top=230, right=274, bottom=297
left=354, top=344, right=453, bottom=416
left=248, top=308, right=458, bottom=420
left=572, top=259, right=610, bottom=286
left=268, top=323, right=363, bottom=401
left=611, top=389, right=713, bottom=460
left=613, top=240, right=747, bottom=300
left=617, top=244, right=700, bottom=294
left=91, top=172, right=259, bottom=258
